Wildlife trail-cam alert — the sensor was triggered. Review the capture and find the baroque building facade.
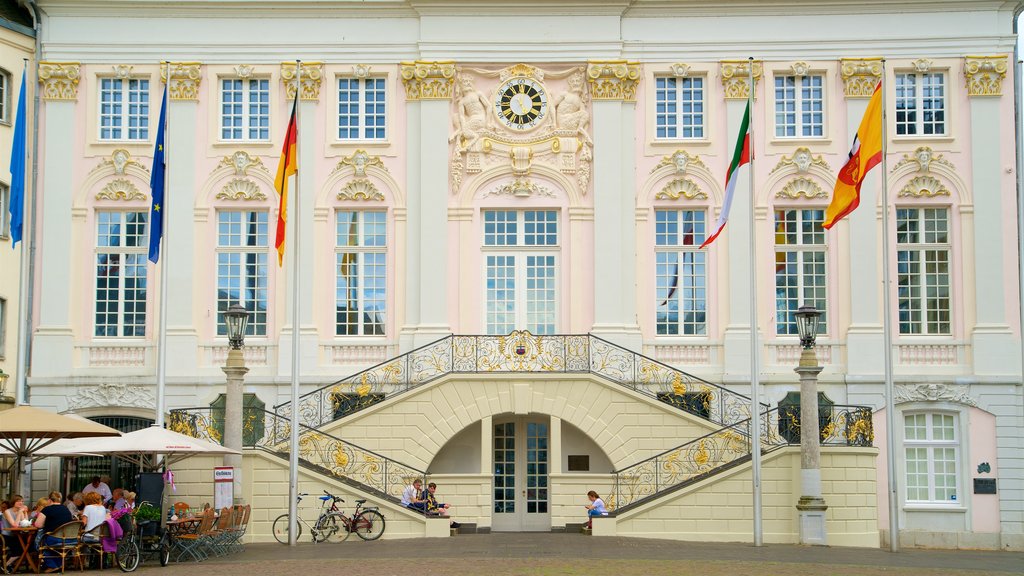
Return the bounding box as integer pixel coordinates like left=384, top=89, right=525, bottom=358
left=19, top=0, right=1024, bottom=549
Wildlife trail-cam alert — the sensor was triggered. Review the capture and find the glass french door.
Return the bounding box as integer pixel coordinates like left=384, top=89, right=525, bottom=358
left=491, top=417, right=550, bottom=531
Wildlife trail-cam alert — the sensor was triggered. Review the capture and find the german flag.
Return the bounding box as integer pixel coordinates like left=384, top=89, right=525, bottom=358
left=274, top=94, right=298, bottom=266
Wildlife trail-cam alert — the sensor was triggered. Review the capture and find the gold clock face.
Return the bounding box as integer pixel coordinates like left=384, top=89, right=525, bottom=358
left=494, top=78, right=547, bottom=130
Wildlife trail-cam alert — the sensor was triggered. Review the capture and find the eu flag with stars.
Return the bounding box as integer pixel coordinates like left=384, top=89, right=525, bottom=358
left=148, top=85, right=167, bottom=263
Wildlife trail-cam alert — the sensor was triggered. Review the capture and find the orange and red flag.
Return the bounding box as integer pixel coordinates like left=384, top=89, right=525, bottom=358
left=824, top=82, right=883, bottom=229
left=274, top=95, right=298, bottom=266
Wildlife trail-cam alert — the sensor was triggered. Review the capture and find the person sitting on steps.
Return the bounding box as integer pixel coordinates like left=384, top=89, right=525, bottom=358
left=422, top=482, right=460, bottom=529
left=401, top=478, right=426, bottom=513
left=584, top=490, right=607, bottom=530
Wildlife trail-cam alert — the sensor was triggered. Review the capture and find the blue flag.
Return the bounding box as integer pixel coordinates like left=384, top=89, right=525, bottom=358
left=9, top=71, right=26, bottom=247
left=148, top=85, right=167, bottom=263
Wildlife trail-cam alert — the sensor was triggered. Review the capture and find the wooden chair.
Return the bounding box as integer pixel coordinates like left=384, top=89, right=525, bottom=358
left=173, top=508, right=215, bottom=563
left=172, top=502, right=190, bottom=518
left=78, top=521, right=112, bottom=570
left=207, top=508, right=234, bottom=557
left=39, top=520, right=84, bottom=573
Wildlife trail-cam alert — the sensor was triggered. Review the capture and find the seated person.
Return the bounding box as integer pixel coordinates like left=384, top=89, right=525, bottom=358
left=110, top=488, right=125, bottom=511
left=422, top=482, right=459, bottom=529
left=64, top=493, right=84, bottom=518
left=80, top=492, right=109, bottom=542
left=2, top=495, right=29, bottom=570
left=400, top=479, right=426, bottom=512
left=35, top=498, right=76, bottom=572
left=584, top=490, right=607, bottom=529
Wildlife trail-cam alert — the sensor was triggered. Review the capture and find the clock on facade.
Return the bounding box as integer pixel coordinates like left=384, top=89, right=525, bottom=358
left=494, top=77, right=548, bottom=131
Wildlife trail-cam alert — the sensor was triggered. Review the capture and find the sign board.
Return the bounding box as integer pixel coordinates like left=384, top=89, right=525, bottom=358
left=973, top=478, right=997, bottom=495
left=214, top=466, right=234, bottom=509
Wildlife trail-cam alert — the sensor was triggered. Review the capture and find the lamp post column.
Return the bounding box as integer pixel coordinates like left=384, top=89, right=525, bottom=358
left=795, top=346, right=826, bottom=545
left=222, top=348, right=248, bottom=505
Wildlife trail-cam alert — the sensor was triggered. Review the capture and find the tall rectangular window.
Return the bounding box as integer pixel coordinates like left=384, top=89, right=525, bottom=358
left=95, top=211, right=148, bottom=337
left=99, top=78, right=150, bottom=141
left=336, top=211, right=387, bottom=336
left=905, top=412, right=958, bottom=503
left=775, top=74, right=824, bottom=138
left=897, top=208, right=950, bottom=335
left=338, top=78, right=387, bottom=140
left=895, top=72, right=946, bottom=136
left=655, top=209, right=707, bottom=335
left=216, top=210, right=268, bottom=336
left=0, top=297, right=6, bottom=358
left=0, top=71, right=8, bottom=123
left=483, top=210, right=558, bottom=335
left=221, top=78, right=270, bottom=141
left=655, top=76, right=704, bottom=139
left=775, top=209, right=827, bottom=335
left=0, top=184, right=9, bottom=239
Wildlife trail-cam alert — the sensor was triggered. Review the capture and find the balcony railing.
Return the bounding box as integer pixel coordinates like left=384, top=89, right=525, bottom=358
left=275, top=331, right=762, bottom=430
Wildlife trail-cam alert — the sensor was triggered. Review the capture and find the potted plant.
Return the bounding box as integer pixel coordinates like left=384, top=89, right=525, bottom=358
left=134, top=502, right=162, bottom=536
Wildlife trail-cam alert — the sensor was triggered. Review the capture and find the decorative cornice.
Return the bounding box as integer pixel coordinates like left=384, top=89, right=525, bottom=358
left=217, top=151, right=267, bottom=177
left=38, top=62, right=80, bottom=101
left=770, top=147, right=829, bottom=176
left=499, top=63, right=544, bottom=82
left=652, top=150, right=706, bottom=175
left=899, top=175, right=950, bottom=198
left=337, top=178, right=384, bottom=201
left=400, top=60, right=456, bottom=100
left=840, top=58, right=882, bottom=98
left=160, top=62, right=202, bottom=101
left=890, top=146, right=955, bottom=174
left=964, top=55, right=1008, bottom=97
left=719, top=60, right=762, bottom=100
left=656, top=178, right=706, bottom=201
left=96, top=149, right=147, bottom=177
left=895, top=383, right=976, bottom=407
left=96, top=178, right=146, bottom=202
left=337, top=149, right=387, bottom=177
left=216, top=178, right=267, bottom=202
left=484, top=178, right=555, bottom=199
left=777, top=177, right=827, bottom=200
left=586, top=60, right=642, bottom=101
left=281, top=61, right=324, bottom=101
left=66, top=382, right=155, bottom=411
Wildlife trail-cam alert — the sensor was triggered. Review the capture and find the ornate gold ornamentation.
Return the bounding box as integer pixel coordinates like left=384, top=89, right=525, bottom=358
left=96, top=149, right=147, bottom=177
left=899, top=175, right=950, bottom=198
left=777, top=177, right=827, bottom=200
left=160, top=62, right=202, bottom=101
left=96, top=178, right=146, bottom=202
left=234, top=64, right=254, bottom=79
left=671, top=373, right=686, bottom=396
left=353, top=64, right=372, bottom=79
left=890, top=146, right=955, bottom=174
left=964, top=55, right=1008, bottom=97
left=112, top=65, right=133, bottom=79
left=400, top=61, right=456, bottom=100
left=337, top=178, right=384, bottom=202
left=840, top=58, right=882, bottom=98
left=652, top=150, right=707, bottom=174
left=38, top=62, right=81, bottom=101
left=499, top=63, right=543, bottom=82
left=218, top=151, right=267, bottom=177
left=719, top=60, right=762, bottom=100
left=656, top=178, right=707, bottom=201
left=770, top=147, right=829, bottom=175
left=790, top=61, right=810, bottom=76
left=355, top=375, right=371, bottom=397
left=338, top=149, right=386, bottom=177
left=216, top=178, right=267, bottom=201
left=669, top=63, right=690, bottom=77
left=586, top=60, right=642, bottom=101
left=281, top=61, right=324, bottom=101
left=913, top=58, right=932, bottom=73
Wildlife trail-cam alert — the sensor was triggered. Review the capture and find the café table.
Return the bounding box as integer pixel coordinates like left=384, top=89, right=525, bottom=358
left=7, top=525, right=39, bottom=573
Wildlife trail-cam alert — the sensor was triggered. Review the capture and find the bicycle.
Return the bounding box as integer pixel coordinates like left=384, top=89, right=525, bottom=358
left=114, top=506, right=171, bottom=572
left=271, top=491, right=385, bottom=543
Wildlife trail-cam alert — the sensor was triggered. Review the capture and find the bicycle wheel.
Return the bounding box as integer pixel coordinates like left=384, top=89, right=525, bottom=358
left=116, top=537, right=141, bottom=572
left=353, top=510, right=386, bottom=541
left=315, top=512, right=351, bottom=543
left=272, top=514, right=302, bottom=544
left=159, top=533, right=171, bottom=566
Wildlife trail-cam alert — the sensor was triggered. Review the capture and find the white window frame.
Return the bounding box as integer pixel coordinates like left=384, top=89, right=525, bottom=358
left=774, top=208, right=828, bottom=336
left=654, top=75, right=705, bottom=140
left=337, top=77, right=387, bottom=142
left=903, top=411, right=960, bottom=504
left=482, top=210, right=560, bottom=335
left=896, top=207, right=951, bottom=335
left=94, top=210, right=149, bottom=338
left=0, top=297, right=6, bottom=359
left=98, top=77, right=150, bottom=141
left=219, top=77, right=271, bottom=142
left=0, top=184, right=9, bottom=239
left=215, top=210, right=270, bottom=337
left=335, top=210, right=387, bottom=337
left=654, top=208, right=708, bottom=336
left=773, top=73, right=825, bottom=138
left=895, top=71, right=947, bottom=137
left=0, top=69, right=9, bottom=124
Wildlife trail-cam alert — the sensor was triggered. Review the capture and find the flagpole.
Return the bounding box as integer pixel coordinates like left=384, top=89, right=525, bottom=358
left=13, top=60, right=29, bottom=409
left=156, top=61, right=170, bottom=428
left=878, top=59, right=899, bottom=553
left=747, top=56, right=763, bottom=547
left=287, top=59, right=302, bottom=547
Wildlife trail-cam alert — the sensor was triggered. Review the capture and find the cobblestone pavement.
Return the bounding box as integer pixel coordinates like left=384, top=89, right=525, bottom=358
left=140, top=534, right=1024, bottom=575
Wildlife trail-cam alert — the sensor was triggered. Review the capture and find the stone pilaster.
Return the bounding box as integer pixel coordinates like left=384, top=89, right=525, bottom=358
left=281, top=61, right=324, bottom=101
left=159, top=62, right=202, bottom=101
left=719, top=60, right=762, bottom=100
left=840, top=58, right=883, bottom=98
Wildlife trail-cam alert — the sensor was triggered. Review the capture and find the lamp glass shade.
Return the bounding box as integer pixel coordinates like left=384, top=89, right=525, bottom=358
left=794, top=305, right=821, bottom=349
left=0, top=369, right=8, bottom=396
left=224, top=304, right=249, bottom=349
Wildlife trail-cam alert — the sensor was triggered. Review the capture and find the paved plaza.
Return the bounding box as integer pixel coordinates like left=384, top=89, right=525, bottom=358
left=144, top=534, right=1024, bottom=576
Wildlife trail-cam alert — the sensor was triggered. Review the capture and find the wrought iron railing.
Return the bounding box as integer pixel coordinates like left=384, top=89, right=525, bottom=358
left=612, top=404, right=874, bottom=510
left=275, top=331, right=762, bottom=430
left=169, top=407, right=425, bottom=501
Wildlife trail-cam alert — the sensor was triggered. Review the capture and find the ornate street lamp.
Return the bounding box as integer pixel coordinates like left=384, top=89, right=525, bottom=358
left=0, top=369, right=10, bottom=399
left=793, top=304, right=827, bottom=544
left=222, top=303, right=249, bottom=505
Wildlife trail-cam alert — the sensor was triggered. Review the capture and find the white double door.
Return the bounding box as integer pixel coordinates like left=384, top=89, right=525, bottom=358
left=491, top=417, right=551, bottom=532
